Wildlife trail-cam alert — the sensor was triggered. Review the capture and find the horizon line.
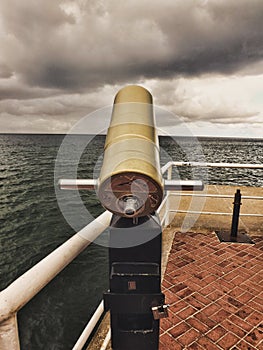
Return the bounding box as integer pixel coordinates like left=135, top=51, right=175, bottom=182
left=0, top=132, right=262, bottom=140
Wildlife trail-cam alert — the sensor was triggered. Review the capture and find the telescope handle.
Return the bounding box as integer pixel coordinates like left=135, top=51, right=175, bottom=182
left=58, top=179, right=204, bottom=191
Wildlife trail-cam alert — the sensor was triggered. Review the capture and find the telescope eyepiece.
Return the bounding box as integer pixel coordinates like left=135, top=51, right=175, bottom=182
left=122, top=196, right=139, bottom=217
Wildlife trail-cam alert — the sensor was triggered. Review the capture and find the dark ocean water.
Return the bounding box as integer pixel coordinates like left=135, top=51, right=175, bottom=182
left=0, top=134, right=262, bottom=349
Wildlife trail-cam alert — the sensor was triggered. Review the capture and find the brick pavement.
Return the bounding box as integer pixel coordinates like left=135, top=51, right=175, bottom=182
left=160, top=231, right=263, bottom=350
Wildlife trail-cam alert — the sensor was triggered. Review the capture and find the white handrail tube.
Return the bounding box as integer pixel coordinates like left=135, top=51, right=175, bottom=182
left=170, top=193, right=263, bottom=200
left=59, top=179, right=97, bottom=190
left=100, top=329, right=111, bottom=350
left=72, top=301, right=104, bottom=350
left=0, top=211, right=112, bottom=350
left=161, top=161, right=263, bottom=174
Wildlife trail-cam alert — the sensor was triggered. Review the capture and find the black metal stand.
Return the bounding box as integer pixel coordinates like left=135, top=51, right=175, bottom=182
left=104, top=214, right=168, bottom=350
left=216, top=189, right=254, bottom=244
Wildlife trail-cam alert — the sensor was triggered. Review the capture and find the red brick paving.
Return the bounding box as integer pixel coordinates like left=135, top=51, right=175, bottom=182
left=159, top=232, right=263, bottom=349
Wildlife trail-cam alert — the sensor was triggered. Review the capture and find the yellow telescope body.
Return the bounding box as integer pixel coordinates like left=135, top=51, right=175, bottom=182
left=58, top=85, right=204, bottom=216
left=97, top=85, right=164, bottom=217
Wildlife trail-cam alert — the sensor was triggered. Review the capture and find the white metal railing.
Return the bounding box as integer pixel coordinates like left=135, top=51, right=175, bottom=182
left=170, top=192, right=263, bottom=200
left=0, top=160, right=262, bottom=350
left=100, top=329, right=111, bottom=350
left=161, top=161, right=263, bottom=174
left=160, top=161, right=263, bottom=226
left=169, top=209, right=263, bottom=217
left=0, top=211, right=112, bottom=350
left=72, top=301, right=105, bottom=350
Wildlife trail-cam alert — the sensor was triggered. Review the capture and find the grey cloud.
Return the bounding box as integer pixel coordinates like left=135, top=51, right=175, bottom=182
left=149, top=76, right=262, bottom=127
left=0, top=63, right=13, bottom=78
left=155, top=106, right=258, bottom=127
left=182, top=112, right=259, bottom=124
left=0, top=0, right=263, bottom=92
left=0, top=0, right=74, bottom=40
left=0, top=95, right=90, bottom=117
left=0, top=112, right=76, bottom=133
left=0, top=80, right=62, bottom=100
left=0, top=90, right=114, bottom=133
left=0, top=0, right=263, bottom=134
left=0, top=85, right=115, bottom=121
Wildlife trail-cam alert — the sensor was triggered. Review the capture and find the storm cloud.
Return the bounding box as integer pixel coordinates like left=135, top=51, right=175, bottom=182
left=0, top=0, right=263, bottom=135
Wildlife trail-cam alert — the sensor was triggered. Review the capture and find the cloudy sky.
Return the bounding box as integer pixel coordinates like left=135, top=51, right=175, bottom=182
left=0, top=0, right=263, bottom=137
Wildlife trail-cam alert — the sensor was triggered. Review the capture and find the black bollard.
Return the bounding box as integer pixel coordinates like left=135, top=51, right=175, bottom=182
left=230, top=189, right=242, bottom=240
left=216, top=189, right=254, bottom=244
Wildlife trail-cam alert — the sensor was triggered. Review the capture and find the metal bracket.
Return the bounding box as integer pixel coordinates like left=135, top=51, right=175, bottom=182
left=59, top=179, right=204, bottom=191
left=164, top=179, right=204, bottom=191
left=58, top=179, right=97, bottom=190
left=152, top=304, right=169, bottom=320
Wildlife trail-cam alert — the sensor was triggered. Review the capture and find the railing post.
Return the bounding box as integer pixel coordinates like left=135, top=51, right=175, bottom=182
left=231, top=189, right=242, bottom=238
left=0, top=315, right=20, bottom=350
left=216, top=189, right=254, bottom=244
left=164, top=165, right=172, bottom=227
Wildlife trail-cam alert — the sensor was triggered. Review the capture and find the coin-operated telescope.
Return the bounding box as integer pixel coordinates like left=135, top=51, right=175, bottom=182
left=60, top=85, right=203, bottom=350
left=97, top=85, right=163, bottom=218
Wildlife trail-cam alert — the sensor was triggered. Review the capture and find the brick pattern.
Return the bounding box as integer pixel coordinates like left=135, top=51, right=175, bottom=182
left=159, top=232, right=263, bottom=349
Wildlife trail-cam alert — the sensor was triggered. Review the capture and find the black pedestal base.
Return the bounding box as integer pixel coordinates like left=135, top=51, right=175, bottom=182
left=215, top=230, right=255, bottom=244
